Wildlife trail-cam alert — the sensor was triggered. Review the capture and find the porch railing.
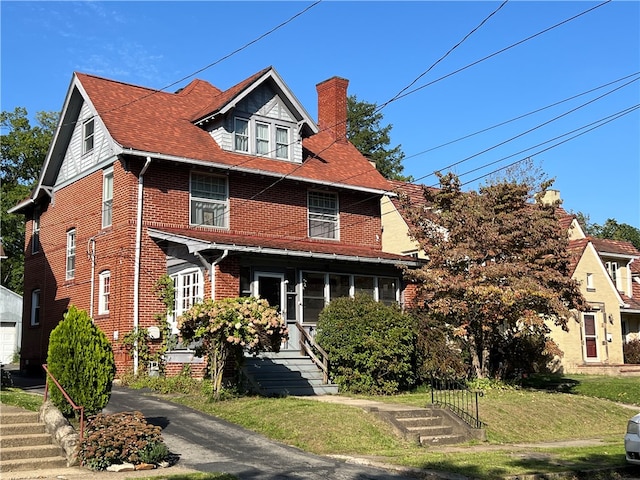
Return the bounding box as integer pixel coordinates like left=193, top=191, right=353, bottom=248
left=295, top=323, right=330, bottom=384
left=42, top=364, right=85, bottom=441
left=430, top=376, right=484, bottom=429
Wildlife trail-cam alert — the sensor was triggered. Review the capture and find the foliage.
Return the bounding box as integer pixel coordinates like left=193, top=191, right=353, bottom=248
left=347, top=95, right=410, bottom=181
left=401, top=173, right=588, bottom=379
left=47, top=305, right=116, bottom=416
left=410, top=307, right=468, bottom=382
left=78, top=411, right=168, bottom=470
left=119, top=367, right=204, bottom=395
left=623, top=339, right=640, bottom=364
left=0, top=388, right=43, bottom=411
left=121, top=274, right=177, bottom=375
left=0, top=107, right=58, bottom=293
left=179, top=297, right=287, bottom=399
left=316, top=294, right=417, bottom=394
left=575, top=213, right=640, bottom=250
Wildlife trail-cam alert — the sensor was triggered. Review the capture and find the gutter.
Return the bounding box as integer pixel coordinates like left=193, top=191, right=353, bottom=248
left=195, top=250, right=229, bottom=299
left=132, top=156, right=152, bottom=375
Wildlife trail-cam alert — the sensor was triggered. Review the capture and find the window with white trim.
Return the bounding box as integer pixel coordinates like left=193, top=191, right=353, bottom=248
left=256, top=122, right=269, bottom=155
left=308, top=191, right=338, bottom=239
left=66, top=229, right=76, bottom=280
left=586, top=273, right=594, bottom=290
left=190, top=173, right=228, bottom=228
left=605, top=261, right=620, bottom=290
left=171, top=268, right=203, bottom=333
left=98, top=270, right=111, bottom=314
left=31, top=289, right=40, bottom=326
left=275, top=126, right=289, bottom=159
left=32, top=208, right=40, bottom=254
left=233, top=116, right=292, bottom=160
left=102, top=168, right=113, bottom=228
left=234, top=118, right=249, bottom=152
left=83, top=119, right=95, bottom=154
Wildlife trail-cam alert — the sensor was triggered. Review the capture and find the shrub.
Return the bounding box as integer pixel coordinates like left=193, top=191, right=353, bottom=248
left=315, top=294, right=417, bottom=395
left=79, top=411, right=168, bottom=470
left=47, top=305, right=115, bottom=416
left=624, top=338, right=640, bottom=364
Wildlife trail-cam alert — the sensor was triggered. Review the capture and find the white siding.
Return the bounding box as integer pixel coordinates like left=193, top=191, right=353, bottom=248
left=56, top=103, right=116, bottom=186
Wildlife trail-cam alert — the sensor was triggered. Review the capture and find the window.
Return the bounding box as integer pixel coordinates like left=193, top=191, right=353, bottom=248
left=32, top=208, right=40, bottom=254
left=190, top=173, right=228, bottom=228
left=102, top=168, right=113, bottom=228
left=66, top=229, right=76, bottom=280
left=606, top=261, right=620, bottom=290
left=586, top=273, right=594, bottom=290
left=83, top=119, right=95, bottom=154
left=583, top=313, right=598, bottom=360
left=308, top=191, right=338, bottom=239
left=30, top=289, right=40, bottom=326
left=275, top=126, right=289, bottom=159
left=378, top=277, right=398, bottom=305
left=171, top=269, right=203, bottom=333
left=256, top=122, right=269, bottom=155
left=234, top=118, right=249, bottom=152
left=98, top=271, right=111, bottom=314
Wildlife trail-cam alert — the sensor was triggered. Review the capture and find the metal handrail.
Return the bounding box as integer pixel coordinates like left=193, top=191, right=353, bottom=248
left=295, top=323, right=330, bottom=384
left=42, top=364, right=85, bottom=441
left=430, top=376, right=484, bottom=429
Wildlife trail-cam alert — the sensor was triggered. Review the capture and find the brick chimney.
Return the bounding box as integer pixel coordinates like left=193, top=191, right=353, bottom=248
left=316, top=76, right=349, bottom=143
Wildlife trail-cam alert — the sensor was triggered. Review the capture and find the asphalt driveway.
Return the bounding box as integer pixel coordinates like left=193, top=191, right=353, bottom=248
left=105, top=387, right=422, bottom=480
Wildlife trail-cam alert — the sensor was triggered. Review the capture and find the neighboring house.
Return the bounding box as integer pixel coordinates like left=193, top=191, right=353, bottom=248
left=9, top=67, right=419, bottom=376
left=0, top=286, right=22, bottom=364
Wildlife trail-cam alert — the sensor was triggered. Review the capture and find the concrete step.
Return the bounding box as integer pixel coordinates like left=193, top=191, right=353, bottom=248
left=0, top=433, right=53, bottom=448
left=406, top=424, right=453, bottom=436
left=0, top=456, right=68, bottom=473
left=0, top=422, right=46, bottom=435
left=397, top=416, right=444, bottom=428
left=0, top=411, right=39, bottom=424
left=419, top=433, right=467, bottom=446
left=1, top=444, right=64, bottom=461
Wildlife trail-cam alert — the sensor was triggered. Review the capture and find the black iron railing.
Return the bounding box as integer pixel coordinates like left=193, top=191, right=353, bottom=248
left=430, top=376, right=484, bottom=429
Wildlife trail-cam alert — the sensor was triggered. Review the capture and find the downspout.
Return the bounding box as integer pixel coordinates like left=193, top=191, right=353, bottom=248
left=195, top=250, right=229, bottom=299
left=88, top=238, right=96, bottom=318
left=133, top=156, right=152, bottom=375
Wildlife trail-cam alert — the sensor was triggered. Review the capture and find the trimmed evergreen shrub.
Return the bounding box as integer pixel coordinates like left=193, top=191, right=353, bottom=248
left=624, top=339, right=640, bottom=364
left=47, top=305, right=115, bottom=416
left=79, top=411, right=168, bottom=470
left=315, top=294, right=417, bottom=394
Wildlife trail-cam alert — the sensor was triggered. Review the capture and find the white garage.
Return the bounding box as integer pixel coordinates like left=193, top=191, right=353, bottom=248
left=0, top=286, right=22, bottom=364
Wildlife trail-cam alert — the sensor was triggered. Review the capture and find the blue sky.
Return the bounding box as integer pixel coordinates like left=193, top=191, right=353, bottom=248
left=2, top=1, right=638, bottom=227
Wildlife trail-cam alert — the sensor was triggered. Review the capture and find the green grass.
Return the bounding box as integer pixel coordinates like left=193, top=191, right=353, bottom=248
left=0, top=387, right=43, bottom=411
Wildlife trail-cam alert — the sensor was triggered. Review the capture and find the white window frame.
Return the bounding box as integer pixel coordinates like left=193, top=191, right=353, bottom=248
left=66, top=229, right=76, bottom=280
left=586, top=272, right=594, bottom=290
left=234, top=118, right=249, bottom=153
left=83, top=119, right=95, bottom=154
left=32, top=208, right=40, bottom=254
left=102, top=167, right=113, bottom=228
left=189, top=173, right=229, bottom=228
left=255, top=121, right=270, bottom=155
left=98, top=270, right=111, bottom=314
left=170, top=268, right=203, bottom=334
left=30, top=289, right=40, bottom=326
left=308, top=191, right=339, bottom=240
left=233, top=116, right=293, bottom=161
left=275, top=126, right=290, bottom=160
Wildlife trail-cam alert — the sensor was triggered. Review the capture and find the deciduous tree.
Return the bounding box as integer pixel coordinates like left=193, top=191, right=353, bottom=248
left=401, top=173, right=587, bottom=379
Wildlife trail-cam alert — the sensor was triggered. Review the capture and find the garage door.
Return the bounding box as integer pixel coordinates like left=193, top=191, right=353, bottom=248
left=0, top=322, right=17, bottom=364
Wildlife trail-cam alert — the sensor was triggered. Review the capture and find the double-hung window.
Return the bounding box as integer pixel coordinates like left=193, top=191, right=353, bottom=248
left=234, top=118, right=249, bottom=152
left=98, top=271, right=111, bottom=314
left=66, top=229, right=76, bottom=280
left=308, top=191, right=338, bottom=239
left=190, top=173, right=228, bottom=228
left=275, top=126, right=289, bottom=159
left=102, top=167, right=113, bottom=228
left=256, top=122, right=269, bottom=155
left=31, top=289, right=40, bottom=326
left=83, top=119, right=95, bottom=154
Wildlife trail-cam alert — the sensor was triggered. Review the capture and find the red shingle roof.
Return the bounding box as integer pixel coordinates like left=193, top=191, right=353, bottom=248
left=566, top=238, right=590, bottom=275
left=590, top=237, right=640, bottom=257
left=76, top=70, right=391, bottom=193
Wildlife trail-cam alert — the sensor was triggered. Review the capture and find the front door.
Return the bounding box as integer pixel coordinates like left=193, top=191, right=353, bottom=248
left=255, top=272, right=297, bottom=351
left=583, top=313, right=599, bottom=361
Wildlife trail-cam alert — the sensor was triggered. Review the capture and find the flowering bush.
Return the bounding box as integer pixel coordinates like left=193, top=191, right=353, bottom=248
left=79, top=411, right=168, bottom=471
left=179, top=297, right=288, bottom=399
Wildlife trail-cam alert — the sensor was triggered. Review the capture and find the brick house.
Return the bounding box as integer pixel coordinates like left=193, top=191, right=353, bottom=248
left=11, top=66, right=419, bottom=376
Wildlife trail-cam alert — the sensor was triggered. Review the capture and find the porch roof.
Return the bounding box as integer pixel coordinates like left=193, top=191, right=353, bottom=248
left=148, top=227, right=421, bottom=267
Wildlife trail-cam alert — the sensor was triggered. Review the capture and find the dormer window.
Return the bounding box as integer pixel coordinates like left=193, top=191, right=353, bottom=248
left=83, top=119, right=95, bottom=154
left=233, top=116, right=291, bottom=160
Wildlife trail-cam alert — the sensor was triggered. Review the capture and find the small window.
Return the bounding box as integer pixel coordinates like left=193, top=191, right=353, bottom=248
left=190, top=173, right=228, bottom=228
left=83, top=119, right=95, bottom=154
left=66, top=229, right=76, bottom=280
left=234, top=118, right=249, bottom=152
left=275, top=126, right=289, bottom=159
left=102, top=168, right=113, bottom=228
left=32, top=208, right=40, bottom=254
left=256, top=122, right=269, bottom=155
left=171, top=269, right=203, bottom=334
left=31, top=289, right=40, bottom=326
left=98, top=270, right=111, bottom=314
left=308, top=191, right=339, bottom=239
